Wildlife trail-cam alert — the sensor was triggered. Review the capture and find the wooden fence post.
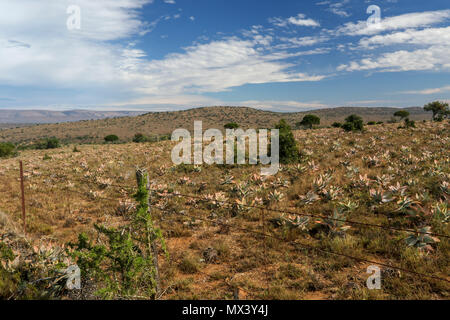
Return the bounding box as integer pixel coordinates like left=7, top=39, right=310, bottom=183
left=19, top=160, right=26, bottom=234
left=136, top=168, right=161, bottom=298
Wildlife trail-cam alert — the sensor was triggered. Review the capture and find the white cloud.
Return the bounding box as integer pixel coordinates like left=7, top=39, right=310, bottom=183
left=164, top=0, right=176, bottom=4
left=0, top=0, right=153, bottom=88
left=399, top=85, right=450, bottom=95
left=133, top=38, right=326, bottom=96
left=269, top=13, right=320, bottom=28
left=0, top=0, right=326, bottom=109
left=359, top=26, right=450, bottom=48
left=334, top=10, right=450, bottom=76
left=277, top=36, right=329, bottom=48
left=240, top=100, right=329, bottom=112
left=317, top=0, right=351, bottom=18
left=337, top=45, right=450, bottom=72
left=336, top=9, right=450, bottom=36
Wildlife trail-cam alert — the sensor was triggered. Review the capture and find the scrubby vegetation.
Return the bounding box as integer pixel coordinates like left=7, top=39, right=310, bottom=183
left=424, top=101, right=449, bottom=122
left=69, top=171, right=166, bottom=299
left=275, top=119, right=300, bottom=164
left=0, top=106, right=430, bottom=144
left=104, top=135, right=119, bottom=143
left=132, top=133, right=149, bottom=143
left=35, top=137, right=60, bottom=150
left=297, top=115, right=320, bottom=129
left=224, top=122, right=239, bottom=129
left=342, top=115, right=364, bottom=132
left=0, top=142, right=16, bottom=158
left=0, top=117, right=448, bottom=300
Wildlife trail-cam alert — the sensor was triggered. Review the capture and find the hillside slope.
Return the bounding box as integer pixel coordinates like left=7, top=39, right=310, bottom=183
left=0, top=109, right=146, bottom=124
left=0, top=106, right=430, bottom=144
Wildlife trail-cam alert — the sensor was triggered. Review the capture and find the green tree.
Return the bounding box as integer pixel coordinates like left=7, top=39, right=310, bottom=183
left=104, top=135, right=119, bottom=143
left=275, top=119, right=300, bottom=164
left=297, top=114, right=320, bottom=129
left=393, top=110, right=410, bottom=121
left=224, top=122, right=239, bottom=129
left=424, top=101, right=449, bottom=121
left=342, top=114, right=364, bottom=132
left=332, top=122, right=342, bottom=128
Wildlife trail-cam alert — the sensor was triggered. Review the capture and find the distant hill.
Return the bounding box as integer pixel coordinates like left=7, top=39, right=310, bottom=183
left=0, top=109, right=146, bottom=124
left=0, top=106, right=430, bottom=144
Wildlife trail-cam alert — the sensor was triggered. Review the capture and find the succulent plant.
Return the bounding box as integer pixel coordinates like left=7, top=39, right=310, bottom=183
left=405, top=227, right=440, bottom=252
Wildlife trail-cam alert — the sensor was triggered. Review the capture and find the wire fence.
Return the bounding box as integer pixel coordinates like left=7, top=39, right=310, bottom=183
left=3, top=162, right=449, bottom=299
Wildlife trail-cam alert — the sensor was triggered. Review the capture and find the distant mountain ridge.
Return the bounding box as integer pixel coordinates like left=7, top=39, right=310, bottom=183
left=0, top=106, right=431, bottom=144
left=0, top=109, right=146, bottom=124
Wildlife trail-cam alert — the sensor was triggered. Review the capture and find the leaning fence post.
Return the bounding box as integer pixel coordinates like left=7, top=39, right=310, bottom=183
left=19, top=160, right=26, bottom=234
left=135, top=168, right=161, bottom=298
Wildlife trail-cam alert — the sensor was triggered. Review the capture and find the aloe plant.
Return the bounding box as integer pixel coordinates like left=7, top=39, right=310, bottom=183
left=405, top=227, right=440, bottom=252
left=369, top=188, right=393, bottom=204
left=282, top=215, right=310, bottom=231
left=316, top=207, right=351, bottom=236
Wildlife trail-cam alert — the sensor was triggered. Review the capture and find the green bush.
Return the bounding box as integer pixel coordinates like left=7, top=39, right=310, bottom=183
left=0, top=142, right=16, bottom=158
left=342, top=122, right=354, bottom=132
left=342, top=115, right=364, bottom=132
left=404, top=118, right=416, bottom=128
left=297, top=115, right=320, bottom=129
left=224, top=122, right=239, bottom=130
left=275, top=119, right=300, bottom=164
left=332, top=122, right=342, bottom=128
left=104, top=135, right=119, bottom=143
left=69, top=171, right=167, bottom=299
left=35, top=137, right=60, bottom=150
left=367, top=121, right=376, bottom=125
left=133, top=133, right=148, bottom=143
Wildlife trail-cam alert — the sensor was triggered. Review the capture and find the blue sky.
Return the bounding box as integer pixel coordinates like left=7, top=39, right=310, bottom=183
left=0, top=0, right=449, bottom=112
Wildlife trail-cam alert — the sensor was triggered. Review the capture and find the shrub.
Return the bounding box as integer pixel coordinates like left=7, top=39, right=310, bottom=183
left=404, top=118, right=416, bottom=128
left=0, top=142, right=16, bottom=158
left=69, top=171, right=167, bottom=299
left=394, top=110, right=410, bottom=120
left=104, top=135, right=119, bottom=143
left=424, top=101, right=449, bottom=121
left=297, top=115, right=320, bottom=129
left=179, top=254, right=200, bottom=274
left=275, top=119, right=300, bottom=164
left=342, top=115, right=364, bottom=132
left=36, top=137, right=60, bottom=150
left=342, top=122, right=354, bottom=132
left=132, top=133, right=148, bottom=143
left=367, top=121, right=376, bottom=125
left=332, top=122, right=342, bottom=128
left=224, top=122, right=239, bottom=130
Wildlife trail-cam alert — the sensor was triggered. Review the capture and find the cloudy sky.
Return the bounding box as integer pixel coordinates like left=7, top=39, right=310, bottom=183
left=0, top=0, right=449, bottom=111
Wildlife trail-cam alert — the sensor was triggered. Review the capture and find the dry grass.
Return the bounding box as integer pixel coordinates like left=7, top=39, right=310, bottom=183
left=0, top=106, right=430, bottom=144
left=0, top=120, right=448, bottom=300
